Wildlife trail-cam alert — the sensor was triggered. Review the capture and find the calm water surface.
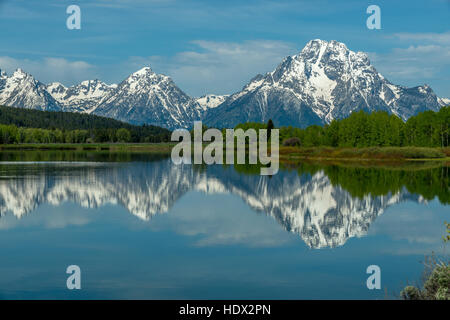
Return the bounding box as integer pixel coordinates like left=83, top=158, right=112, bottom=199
left=0, top=152, right=448, bottom=299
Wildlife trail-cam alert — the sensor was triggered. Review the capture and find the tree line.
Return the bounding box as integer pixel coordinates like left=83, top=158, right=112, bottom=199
left=181, top=107, right=449, bottom=148
left=278, top=106, right=449, bottom=148
left=1, top=104, right=449, bottom=146
left=0, top=105, right=171, bottom=143
left=0, top=125, right=138, bottom=144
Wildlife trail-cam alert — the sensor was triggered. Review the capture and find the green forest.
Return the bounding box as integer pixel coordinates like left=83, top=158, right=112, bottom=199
left=278, top=106, right=450, bottom=148
left=235, top=106, right=449, bottom=148
left=1, top=104, right=449, bottom=147
left=0, top=105, right=171, bottom=143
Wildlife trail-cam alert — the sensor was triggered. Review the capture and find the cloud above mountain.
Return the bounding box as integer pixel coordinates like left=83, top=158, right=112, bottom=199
left=391, top=31, right=450, bottom=45
left=368, top=31, right=450, bottom=96
left=3, top=35, right=449, bottom=99
left=136, top=40, right=297, bottom=96
left=0, top=39, right=445, bottom=129
left=0, top=56, right=98, bottom=86
left=1, top=0, right=449, bottom=97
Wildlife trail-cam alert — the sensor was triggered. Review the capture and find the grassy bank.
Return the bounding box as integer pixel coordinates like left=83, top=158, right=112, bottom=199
left=280, top=158, right=449, bottom=172
left=1, top=144, right=449, bottom=162
left=279, top=146, right=450, bottom=161
left=0, top=143, right=175, bottom=152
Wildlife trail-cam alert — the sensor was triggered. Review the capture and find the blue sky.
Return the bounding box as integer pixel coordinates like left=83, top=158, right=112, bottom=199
left=0, top=0, right=449, bottom=97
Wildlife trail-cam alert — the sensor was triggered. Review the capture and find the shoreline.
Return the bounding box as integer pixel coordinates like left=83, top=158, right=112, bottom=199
left=1, top=144, right=449, bottom=162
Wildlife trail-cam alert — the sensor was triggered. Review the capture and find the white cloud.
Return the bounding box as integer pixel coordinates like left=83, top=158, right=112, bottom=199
left=369, top=45, right=450, bottom=79
left=0, top=40, right=296, bottom=94
left=0, top=56, right=98, bottom=86
left=0, top=204, right=92, bottom=230
left=132, top=40, right=297, bottom=96
left=368, top=203, right=448, bottom=256
left=147, top=192, right=294, bottom=248
left=391, top=31, right=450, bottom=45
left=368, top=31, right=450, bottom=97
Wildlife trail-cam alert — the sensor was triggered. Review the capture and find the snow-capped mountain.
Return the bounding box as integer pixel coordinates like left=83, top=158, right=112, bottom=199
left=91, top=67, right=203, bottom=129
left=0, top=39, right=447, bottom=129
left=47, top=79, right=117, bottom=113
left=0, top=67, right=204, bottom=129
left=0, top=68, right=61, bottom=111
left=196, top=94, right=228, bottom=111
left=0, top=159, right=425, bottom=248
left=204, top=39, right=443, bottom=128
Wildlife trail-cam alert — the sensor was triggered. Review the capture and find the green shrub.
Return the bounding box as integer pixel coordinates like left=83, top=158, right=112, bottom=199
left=400, top=286, right=422, bottom=300
left=423, top=263, right=450, bottom=300
left=401, top=253, right=449, bottom=300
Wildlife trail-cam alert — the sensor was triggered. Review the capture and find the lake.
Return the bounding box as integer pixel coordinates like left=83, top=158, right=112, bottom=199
left=0, top=152, right=448, bottom=299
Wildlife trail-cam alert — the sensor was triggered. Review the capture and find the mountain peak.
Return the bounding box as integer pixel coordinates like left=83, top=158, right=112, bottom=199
left=0, top=68, right=60, bottom=111
left=123, top=66, right=162, bottom=86
left=79, top=79, right=113, bottom=88
left=302, top=39, right=348, bottom=52
left=306, top=38, right=332, bottom=47
left=1, top=39, right=445, bottom=129
left=204, top=39, right=443, bottom=128
left=80, top=79, right=98, bottom=85
left=92, top=65, right=202, bottom=129
left=45, top=79, right=118, bottom=114
left=132, top=66, right=153, bottom=76
left=13, top=68, right=29, bottom=77
left=297, top=39, right=364, bottom=66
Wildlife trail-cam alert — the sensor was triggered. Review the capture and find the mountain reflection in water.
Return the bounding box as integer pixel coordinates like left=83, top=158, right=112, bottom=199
left=1, top=154, right=448, bottom=249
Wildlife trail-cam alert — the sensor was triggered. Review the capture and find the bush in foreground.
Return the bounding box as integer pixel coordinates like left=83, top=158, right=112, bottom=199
left=401, top=224, right=450, bottom=300
left=401, top=263, right=449, bottom=300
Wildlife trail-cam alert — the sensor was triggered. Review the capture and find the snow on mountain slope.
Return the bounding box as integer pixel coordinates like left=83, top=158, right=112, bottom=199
left=0, top=39, right=446, bottom=129
left=47, top=79, right=117, bottom=113
left=196, top=94, right=228, bottom=110
left=204, top=39, right=443, bottom=128
left=0, top=67, right=204, bottom=129
left=0, top=69, right=61, bottom=111
left=439, top=97, right=450, bottom=106
left=91, top=67, right=203, bottom=129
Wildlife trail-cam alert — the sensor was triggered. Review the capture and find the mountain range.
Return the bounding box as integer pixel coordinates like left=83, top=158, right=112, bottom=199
left=0, top=39, right=448, bottom=129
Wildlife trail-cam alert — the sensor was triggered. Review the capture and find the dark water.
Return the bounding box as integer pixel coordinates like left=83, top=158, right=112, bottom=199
left=0, top=152, right=448, bottom=299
